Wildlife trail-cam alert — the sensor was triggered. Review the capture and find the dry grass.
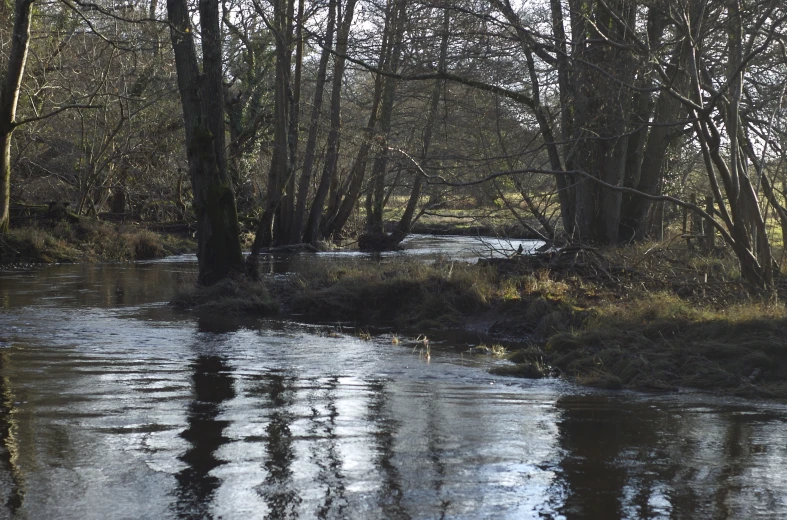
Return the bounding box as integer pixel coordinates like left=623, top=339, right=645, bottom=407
left=545, top=293, right=787, bottom=397
left=170, top=277, right=278, bottom=315
left=128, top=229, right=167, bottom=260
left=285, top=258, right=495, bottom=328
left=480, top=239, right=787, bottom=396
left=0, top=220, right=193, bottom=264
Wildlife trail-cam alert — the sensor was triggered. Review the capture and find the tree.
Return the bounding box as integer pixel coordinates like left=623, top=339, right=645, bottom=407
left=291, top=0, right=337, bottom=243
left=0, top=0, right=35, bottom=233
left=167, top=0, right=244, bottom=284
left=303, top=0, right=358, bottom=244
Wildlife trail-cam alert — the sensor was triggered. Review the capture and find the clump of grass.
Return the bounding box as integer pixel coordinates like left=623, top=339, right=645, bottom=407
left=128, top=229, right=166, bottom=260
left=412, top=335, right=431, bottom=360
left=490, top=344, right=507, bottom=357
left=507, top=345, right=546, bottom=364
left=171, top=278, right=278, bottom=315
left=490, top=359, right=549, bottom=379
left=490, top=344, right=551, bottom=379
left=468, top=343, right=508, bottom=357
left=287, top=258, right=494, bottom=327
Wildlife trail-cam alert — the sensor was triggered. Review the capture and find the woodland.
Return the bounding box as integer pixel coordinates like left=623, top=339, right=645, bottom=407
left=0, top=0, right=786, bottom=292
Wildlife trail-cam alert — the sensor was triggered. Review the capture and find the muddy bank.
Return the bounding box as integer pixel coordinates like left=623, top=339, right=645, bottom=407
left=0, top=220, right=195, bottom=265
left=172, top=249, right=787, bottom=399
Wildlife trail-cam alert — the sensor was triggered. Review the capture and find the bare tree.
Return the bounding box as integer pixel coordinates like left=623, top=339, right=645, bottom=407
left=167, top=0, right=244, bottom=284
left=0, top=0, right=35, bottom=233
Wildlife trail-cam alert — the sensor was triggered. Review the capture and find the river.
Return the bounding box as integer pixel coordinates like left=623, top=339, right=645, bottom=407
left=0, top=235, right=786, bottom=519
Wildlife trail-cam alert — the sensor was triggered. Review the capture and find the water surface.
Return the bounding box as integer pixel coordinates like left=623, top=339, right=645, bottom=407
left=0, top=247, right=786, bottom=519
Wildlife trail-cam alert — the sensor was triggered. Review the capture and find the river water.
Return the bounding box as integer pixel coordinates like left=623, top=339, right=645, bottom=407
left=1, top=235, right=786, bottom=519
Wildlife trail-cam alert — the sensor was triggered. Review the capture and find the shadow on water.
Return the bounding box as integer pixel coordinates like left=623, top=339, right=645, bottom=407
left=366, top=378, right=410, bottom=520
left=250, top=370, right=302, bottom=519
left=0, top=351, right=24, bottom=514
left=551, top=394, right=698, bottom=519
left=552, top=395, right=631, bottom=518
left=173, top=350, right=236, bottom=519
left=306, top=376, right=348, bottom=519
left=196, top=315, right=261, bottom=334
left=550, top=395, right=787, bottom=520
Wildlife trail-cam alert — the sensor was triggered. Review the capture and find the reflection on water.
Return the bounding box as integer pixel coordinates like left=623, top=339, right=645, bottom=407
left=174, top=353, right=235, bottom=519
left=552, top=396, right=661, bottom=518
left=255, top=371, right=302, bottom=518
left=1, top=257, right=787, bottom=518
left=366, top=379, right=408, bottom=519
left=549, top=396, right=787, bottom=519
left=307, top=376, right=348, bottom=519
left=0, top=351, right=23, bottom=513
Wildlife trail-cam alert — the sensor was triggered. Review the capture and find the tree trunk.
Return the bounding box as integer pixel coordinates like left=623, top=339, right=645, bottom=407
left=363, top=0, right=407, bottom=240
left=290, top=0, right=336, bottom=244
left=395, top=7, right=449, bottom=241
left=676, top=2, right=775, bottom=291
left=564, top=1, right=638, bottom=244
left=321, top=0, right=395, bottom=240
left=0, top=132, right=13, bottom=234
left=251, top=0, right=293, bottom=255
left=303, top=0, right=358, bottom=244
left=168, top=0, right=244, bottom=285
left=277, top=0, right=301, bottom=243
left=618, top=84, right=684, bottom=239
left=0, top=0, right=34, bottom=234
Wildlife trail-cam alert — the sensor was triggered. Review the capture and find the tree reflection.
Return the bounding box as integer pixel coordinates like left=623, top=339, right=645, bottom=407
left=424, top=392, right=450, bottom=518
left=307, top=376, right=348, bottom=519
left=252, top=371, right=302, bottom=519
left=550, top=395, right=667, bottom=519
left=0, top=351, right=23, bottom=513
left=548, top=395, right=786, bottom=519
left=366, top=378, right=410, bottom=520
left=173, top=354, right=236, bottom=519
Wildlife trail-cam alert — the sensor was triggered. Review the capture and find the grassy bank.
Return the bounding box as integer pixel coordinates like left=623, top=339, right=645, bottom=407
left=0, top=220, right=195, bottom=265
left=171, top=243, right=787, bottom=398
left=546, top=297, right=787, bottom=398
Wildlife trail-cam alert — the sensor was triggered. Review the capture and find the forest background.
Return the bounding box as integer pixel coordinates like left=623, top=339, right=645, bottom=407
left=0, top=0, right=786, bottom=291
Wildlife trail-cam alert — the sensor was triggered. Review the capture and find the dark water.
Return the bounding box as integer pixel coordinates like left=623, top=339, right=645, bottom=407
left=1, top=238, right=786, bottom=519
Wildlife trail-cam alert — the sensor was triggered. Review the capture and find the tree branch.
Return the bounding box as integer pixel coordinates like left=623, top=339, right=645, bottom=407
left=14, top=104, right=101, bottom=127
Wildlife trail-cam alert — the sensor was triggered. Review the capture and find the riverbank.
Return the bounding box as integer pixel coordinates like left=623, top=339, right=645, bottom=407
left=0, top=220, right=195, bottom=265
left=173, top=245, right=787, bottom=399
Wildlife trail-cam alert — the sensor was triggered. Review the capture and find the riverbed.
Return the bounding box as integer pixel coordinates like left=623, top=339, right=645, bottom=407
left=1, top=236, right=786, bottom=519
